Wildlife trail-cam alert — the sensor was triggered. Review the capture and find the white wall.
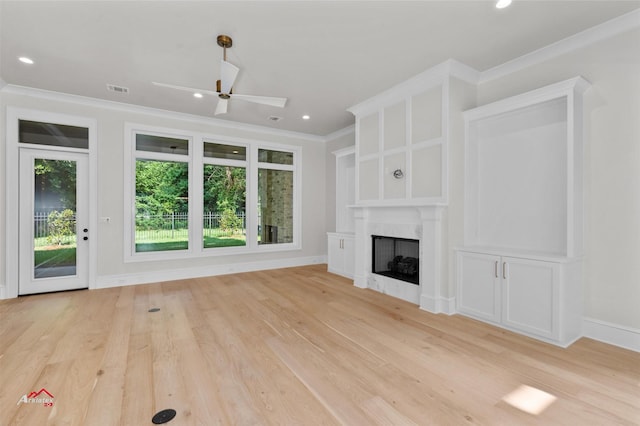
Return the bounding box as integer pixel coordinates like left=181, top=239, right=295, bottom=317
left=1, top=90, right=327, bottom=292
left=475, top=28, right=640, bottom=330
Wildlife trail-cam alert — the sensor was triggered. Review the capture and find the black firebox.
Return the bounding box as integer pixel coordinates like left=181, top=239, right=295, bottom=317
left=371, top=235, right=419, bottom=285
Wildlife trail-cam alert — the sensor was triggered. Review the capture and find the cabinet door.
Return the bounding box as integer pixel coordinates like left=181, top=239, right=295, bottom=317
left=502, top=257, right=559, bottom=340
left=456, top=252, right=501, bottom=323
left=327, top=235, right=345, bottom=275
left=342, top=235, right=355, bottom=279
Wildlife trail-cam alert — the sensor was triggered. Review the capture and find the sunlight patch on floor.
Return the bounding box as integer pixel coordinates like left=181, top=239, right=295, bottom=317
left=502, top=384, right=557, bottom=415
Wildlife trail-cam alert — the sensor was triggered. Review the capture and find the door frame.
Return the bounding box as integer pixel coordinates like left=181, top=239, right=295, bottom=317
left=18, top=148, right=90, bottom=294
left=4, top=107, right=98, bottom=299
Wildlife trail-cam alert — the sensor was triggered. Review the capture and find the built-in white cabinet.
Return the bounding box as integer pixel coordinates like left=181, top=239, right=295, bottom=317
left=456, top=251, right=501, bottom=323
left=327, top=232, right=355, bottom=279
left=457, top=250, right=581, bottom=345
left=457, top=77, right=589, bottom=347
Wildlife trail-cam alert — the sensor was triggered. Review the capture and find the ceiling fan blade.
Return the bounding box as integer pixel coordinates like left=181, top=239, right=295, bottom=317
left=230, top=93, right=287, bottom=108
left=152, top=81, right=219, bottom=96
left=215, top=98, right=228, bottom=115
left=220, top=60, right=239, bottom=94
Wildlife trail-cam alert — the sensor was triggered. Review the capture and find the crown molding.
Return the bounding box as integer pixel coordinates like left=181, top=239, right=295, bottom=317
left=347, top=59, right=480, bottom=117
left=331, top=145, right=355, bottom=157
left=464, top=76, right=591, bottom=122
left=0, top=83, right=326, bottom=143
left=479, top=8, right=640, bottom=84
left=324, top=124, right=355, bottom=142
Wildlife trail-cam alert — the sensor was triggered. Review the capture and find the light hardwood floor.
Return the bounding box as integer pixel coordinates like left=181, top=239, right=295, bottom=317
left=1, top=265, right=638, bottom=425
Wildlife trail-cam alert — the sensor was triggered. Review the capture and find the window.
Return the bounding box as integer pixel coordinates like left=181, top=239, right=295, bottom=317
left=203, top=142, right=247, bottom=249
left=19, top=119, right=89, bottom=149
left=125, top=124, right=299, bottom=261
left=133, top=133, right=190, bottom=253
left=258, top=149, right=296, bottom=245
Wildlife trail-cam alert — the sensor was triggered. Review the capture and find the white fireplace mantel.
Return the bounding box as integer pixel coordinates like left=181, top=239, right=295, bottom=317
left=351, top=205, right=448, bottom=313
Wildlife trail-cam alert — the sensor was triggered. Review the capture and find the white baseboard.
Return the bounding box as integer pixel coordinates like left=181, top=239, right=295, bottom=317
left=582, top=317, right=640, bottom=352
left=95, top=255, right=326, bottom=290
left=353, top=275, right=368, bottom=289
left=439, top=297, right=456, bottom=315
left=420, top=295, right=456, bottom=315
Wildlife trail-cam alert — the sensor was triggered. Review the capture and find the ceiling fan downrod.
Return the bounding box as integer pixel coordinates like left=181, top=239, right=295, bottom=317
left=217, top=34, right=232, bottom=61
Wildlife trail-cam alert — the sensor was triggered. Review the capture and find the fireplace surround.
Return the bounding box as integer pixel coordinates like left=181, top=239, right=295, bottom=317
left=352, top=205, right=449, bottom=313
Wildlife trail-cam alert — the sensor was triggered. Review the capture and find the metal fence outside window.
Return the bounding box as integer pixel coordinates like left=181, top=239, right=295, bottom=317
left=34, top=211, right=247, bottom=242
left=135, top=211, right=247, bottom=242
left=34, top=210, right=76, bottom=247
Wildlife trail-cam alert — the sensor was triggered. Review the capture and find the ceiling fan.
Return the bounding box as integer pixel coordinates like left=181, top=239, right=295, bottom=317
left=153, top=35, right=287, bottom=115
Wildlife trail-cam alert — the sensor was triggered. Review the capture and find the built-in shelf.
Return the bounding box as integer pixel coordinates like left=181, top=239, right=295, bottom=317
left=458, top=76, right=590, bottom=347
left=463, top=76, right=590, bottom=258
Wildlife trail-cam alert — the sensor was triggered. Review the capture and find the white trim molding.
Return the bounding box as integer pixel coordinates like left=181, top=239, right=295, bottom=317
left=421, top=296, right=456, bottom=316
left=348, top=59, right=480, bottom=117
left=479, top=8, right=640, bottom=84
left=1, top=84, right=326, bottom=143
left=325, top=124, right=355, bottom=142
left=4, top=107, right=99, bottom=299
left=583, top=318, right=640, bottom=353
left=96, top=255, right=326, bottom=290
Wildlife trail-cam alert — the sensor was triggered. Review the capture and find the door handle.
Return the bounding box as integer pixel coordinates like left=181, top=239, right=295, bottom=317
left=495, top=261, right=498, bottom=278
left=503, top=262, right=507, bottom=279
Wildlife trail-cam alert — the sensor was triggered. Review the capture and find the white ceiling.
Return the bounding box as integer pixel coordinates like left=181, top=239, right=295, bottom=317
left=1, top=1, right=639, bottom=136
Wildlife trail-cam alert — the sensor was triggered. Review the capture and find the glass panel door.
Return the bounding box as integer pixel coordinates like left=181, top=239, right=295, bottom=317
left=19, top=149, right=89, bottom=294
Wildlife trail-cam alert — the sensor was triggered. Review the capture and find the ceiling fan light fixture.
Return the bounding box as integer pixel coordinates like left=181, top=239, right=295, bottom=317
left=496, top=0, right=512, bottom=9
left=153, top=34, right=287, bottom=117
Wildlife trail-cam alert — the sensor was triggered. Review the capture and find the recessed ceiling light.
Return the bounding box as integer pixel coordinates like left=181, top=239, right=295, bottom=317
left=496, top=0, right=512, bottom=9
left=193, top=93, right=203, bottom=98
left=19, top=56, right=34, bottom=65
left=302, top=115, right=310, bottom=120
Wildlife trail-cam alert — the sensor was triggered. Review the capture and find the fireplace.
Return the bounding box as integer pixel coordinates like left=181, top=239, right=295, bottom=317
left=352, top=206, right=446, bottom=311
left=372, top=235, right=419, bottom=285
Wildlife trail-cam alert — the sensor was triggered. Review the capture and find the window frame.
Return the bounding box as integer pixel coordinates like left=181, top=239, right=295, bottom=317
left=256, top=150, right=298, bottom=247
left=202, top=139, right=249, bottom=251
left=124, top=123, right=301, bottom=263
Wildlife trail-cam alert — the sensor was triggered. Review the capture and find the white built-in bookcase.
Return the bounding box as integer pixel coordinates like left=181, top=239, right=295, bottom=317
left=463, top=77, right=590, bottom=258
left=457, top=77, right=591, bottom=347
